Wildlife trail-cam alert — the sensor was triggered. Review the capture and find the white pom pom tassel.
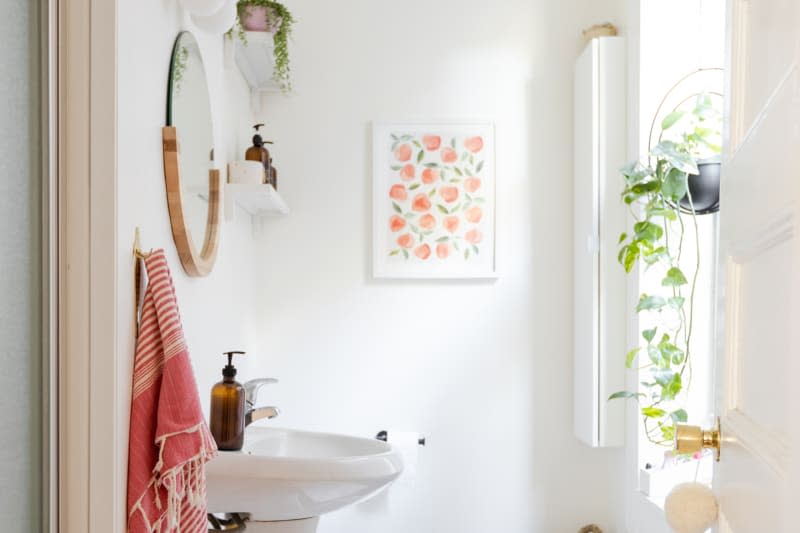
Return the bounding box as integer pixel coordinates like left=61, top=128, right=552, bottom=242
left=665, top=482, right=718, bottom=533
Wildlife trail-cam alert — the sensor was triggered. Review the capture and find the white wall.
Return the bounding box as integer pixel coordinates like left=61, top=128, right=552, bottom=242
left=248, top=1, right=627, bottom=531
left=117, top=1, right=262, bottom=529
left=115, top=0, right=634, bottom=531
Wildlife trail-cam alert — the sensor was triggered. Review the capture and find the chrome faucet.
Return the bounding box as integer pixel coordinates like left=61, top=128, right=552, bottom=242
left=243, top=378, right=280, bottom=427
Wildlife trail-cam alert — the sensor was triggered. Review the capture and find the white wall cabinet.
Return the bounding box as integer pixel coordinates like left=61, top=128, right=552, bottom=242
left=573, top=36, right=627, bottom=448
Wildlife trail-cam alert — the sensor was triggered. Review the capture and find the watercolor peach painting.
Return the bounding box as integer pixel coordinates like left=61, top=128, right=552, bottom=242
left=373, top=123, right=496, bottom=278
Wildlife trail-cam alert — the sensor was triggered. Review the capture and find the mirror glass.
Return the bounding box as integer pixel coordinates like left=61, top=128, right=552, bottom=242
left=167, top=31, right=214, bottom=250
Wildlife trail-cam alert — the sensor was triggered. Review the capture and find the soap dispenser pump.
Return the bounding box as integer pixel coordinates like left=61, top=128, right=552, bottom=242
left=209, top=351, right=246, bottom=451
left=245, top=123, right=273, bottom=185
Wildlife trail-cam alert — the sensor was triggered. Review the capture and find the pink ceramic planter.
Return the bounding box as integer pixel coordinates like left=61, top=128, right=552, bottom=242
left=241, top=6, right=282, bottom=33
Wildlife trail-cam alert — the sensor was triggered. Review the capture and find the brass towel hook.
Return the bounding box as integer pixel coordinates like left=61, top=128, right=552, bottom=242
left=133, top=227, right=154, bottom=260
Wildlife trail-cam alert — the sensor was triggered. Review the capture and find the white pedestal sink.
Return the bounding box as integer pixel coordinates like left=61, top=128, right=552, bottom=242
left=206, top=426, right=404, bottom=532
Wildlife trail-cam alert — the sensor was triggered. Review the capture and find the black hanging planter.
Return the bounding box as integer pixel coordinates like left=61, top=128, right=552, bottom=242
left=678, top=161, right=720, bottom=215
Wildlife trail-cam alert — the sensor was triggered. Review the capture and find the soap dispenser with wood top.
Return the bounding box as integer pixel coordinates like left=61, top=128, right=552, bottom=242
left=209, top=350, right=246, bottom=451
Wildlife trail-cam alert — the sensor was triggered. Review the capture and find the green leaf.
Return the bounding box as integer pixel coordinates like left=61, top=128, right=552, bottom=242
left=647, top=345, right=662, bottom=365
left=642, top=246, right=668, bottom=265
left=654, top=369, right=682, bottom=399
left=662, top=267, right=688, bottom=287
left=437, top=204, right=449, bottom=214
left=642, top=327, right=657, bottom=343
left=403, top=213, right=415, bottom=219
left=623, top=243, right=640, bottom=273
left=654, top=369, right=676, bottom=386
left=668, top=296, right=685, bottom=309
left=634, top=221, right=664, bottom=243
left=642, top=406, right=666, bottom=418
left=402, top=249, right=409, bottom=259
left=428, top=188, right=437, bottom=198
left=472, top=244, right=479, bottom=254
left=453, top=167, right=463, bottom=176
left=665, top=344, right=685, bottom=365
left=618, top=232, right=628, bottom=245
left=413, top=140, right=422, bottom=149
left=661, top=424, right=676, bottom=442
left=389, top=249, right=399, bottom=256
left=620, top=162, right=653, bottom=184
left=651, top=140, right=699, bottom=174
left=636, top=294, right=666, bottom=312
left=424, top=162, right=439, bottom=168
left=646, top=207, right=678, bottom=221
left=662, top=168, right=689, bottom=202
left=476, top=161, right=484, bottom=173
left=392, top=202, right=402, bottom=214
left=390, top=165, right=402, bottom=171
left=625, top=348, right=640, bottom=368
left=409, top=183, right=421, bottom=190
left=670, top=409, right=688, bottom=424
left=638, top=293, right=667, bottom=311
left=630, top=181, right=661, bottom=194
left=417, top=150, right=424, bottom=163
left=450, top=137, right=456, bottom=148
left=436, top=236, right=449, bottom=242
left=609, top=391, right=643, bottom=401
left=661, top=110, right=686, bottom=130
left=465, top=249, right=470, bottom=259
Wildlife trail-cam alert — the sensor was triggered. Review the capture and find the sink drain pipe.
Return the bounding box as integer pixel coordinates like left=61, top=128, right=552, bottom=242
left=208, top=512, right=250, bottom=531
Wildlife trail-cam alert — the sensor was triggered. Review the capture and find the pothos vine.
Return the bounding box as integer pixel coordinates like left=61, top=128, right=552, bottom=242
left=610, top=92, right=722, bottom=446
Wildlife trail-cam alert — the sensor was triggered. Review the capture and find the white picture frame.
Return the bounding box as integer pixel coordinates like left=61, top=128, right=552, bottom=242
left=372, top=122, right=496, bottom=279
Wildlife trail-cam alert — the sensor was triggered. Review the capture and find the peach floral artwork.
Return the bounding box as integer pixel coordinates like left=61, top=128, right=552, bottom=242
left=373, top=123, right=496, bottom=278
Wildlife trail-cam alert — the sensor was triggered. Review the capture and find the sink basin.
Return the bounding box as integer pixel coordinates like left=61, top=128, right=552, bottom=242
left=206, top=426, right=403, bottom=525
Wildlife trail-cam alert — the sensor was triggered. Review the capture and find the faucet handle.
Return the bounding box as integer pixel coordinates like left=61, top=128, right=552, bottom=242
left=244, top=378, right=279, bottom=406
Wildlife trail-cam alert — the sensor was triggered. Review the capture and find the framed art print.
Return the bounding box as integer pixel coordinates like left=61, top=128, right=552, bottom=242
left=372, top=122, right=496, bottom=278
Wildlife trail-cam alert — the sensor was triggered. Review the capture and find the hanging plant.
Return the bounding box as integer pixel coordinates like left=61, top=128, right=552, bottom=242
left=228, top=0, right=295, bottom=93
left=609, top=88, right=722, bottom=447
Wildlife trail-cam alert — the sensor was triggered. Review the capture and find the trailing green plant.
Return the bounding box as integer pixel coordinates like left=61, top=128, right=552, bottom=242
left=171, top=45, right=189, bottom=95
left=609, top=93, right=722, bottom=446
left=228, top=0, right=295, bottom=93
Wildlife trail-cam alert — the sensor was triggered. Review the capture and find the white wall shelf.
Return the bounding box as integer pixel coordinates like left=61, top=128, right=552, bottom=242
left=233, top=31, right=281, bottom=94
left=225, top=183, right=290, bottom=223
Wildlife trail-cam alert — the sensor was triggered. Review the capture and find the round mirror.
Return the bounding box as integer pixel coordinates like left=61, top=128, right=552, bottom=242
left=163, top=31, right=220, bottom=276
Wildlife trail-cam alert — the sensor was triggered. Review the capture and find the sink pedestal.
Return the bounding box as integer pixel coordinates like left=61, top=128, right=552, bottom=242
left=246, top=517, right=320, bottom=533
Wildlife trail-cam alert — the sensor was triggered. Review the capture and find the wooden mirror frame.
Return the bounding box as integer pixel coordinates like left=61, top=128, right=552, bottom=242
left=162, top=126, right=221, bottom=277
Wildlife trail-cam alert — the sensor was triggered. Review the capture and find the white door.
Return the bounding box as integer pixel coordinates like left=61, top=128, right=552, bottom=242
left=714, top=0, right=800, bottom=530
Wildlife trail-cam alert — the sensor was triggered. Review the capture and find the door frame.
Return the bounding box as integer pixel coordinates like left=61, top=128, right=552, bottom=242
left=43, top=0, right=57, bottom=530
left=58, top=0, right=120, bottom=530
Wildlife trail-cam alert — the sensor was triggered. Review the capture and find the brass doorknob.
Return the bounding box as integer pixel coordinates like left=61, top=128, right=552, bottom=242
left=674, top=417, right=721, bottom=461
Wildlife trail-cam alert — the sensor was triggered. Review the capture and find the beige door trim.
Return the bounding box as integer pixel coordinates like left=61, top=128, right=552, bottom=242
left=59, top=0, right=119, bottom=530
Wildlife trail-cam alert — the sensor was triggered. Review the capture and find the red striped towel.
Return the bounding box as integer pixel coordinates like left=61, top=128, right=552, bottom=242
left=127, top=250, right=217, bottom=532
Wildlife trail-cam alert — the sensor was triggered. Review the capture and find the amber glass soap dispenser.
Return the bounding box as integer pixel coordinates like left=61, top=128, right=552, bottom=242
left=245, top=123, right=273, bottom=184
left=210, top=350, right=246, bottom=451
